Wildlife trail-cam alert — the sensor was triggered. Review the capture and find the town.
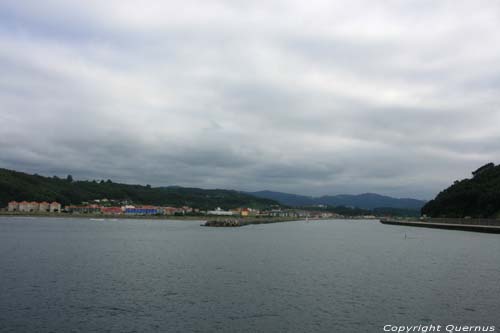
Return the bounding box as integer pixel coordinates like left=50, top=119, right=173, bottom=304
left=4, top=200, right=357, bottom=219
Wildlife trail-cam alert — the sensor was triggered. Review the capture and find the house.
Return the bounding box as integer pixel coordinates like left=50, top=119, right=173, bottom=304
left=18, top=201, right=30, bottom=212
left=49, top=202, right=61, bottom=213
left=162, top=207, right=178, bottom=215
left=66, top=204, right=98, bottom=214
left=101, top=207, right=122, bottom=215
left=7, top=201, right=19, bottom=212
left=39, top=202, right=50, bottom=212
left=124, top=206, right=159, bottom=215
left=182, top=206, right=193, bottom=213
left=28, top=202, right=39, bottom=212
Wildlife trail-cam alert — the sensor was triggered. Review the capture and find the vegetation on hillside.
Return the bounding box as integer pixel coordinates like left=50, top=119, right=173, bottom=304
left=0, top=168, right=278, bottom=209
left=421, top=162, right=500, bottom=218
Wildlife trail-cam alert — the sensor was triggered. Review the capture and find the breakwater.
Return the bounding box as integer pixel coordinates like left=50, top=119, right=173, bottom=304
left=203, top=217, right=299, bottom=227
left=380, top=218, right=500, bottom=234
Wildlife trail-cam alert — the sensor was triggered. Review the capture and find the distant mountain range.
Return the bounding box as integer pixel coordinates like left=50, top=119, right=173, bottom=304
left=247, top=191, right=426, bottom=210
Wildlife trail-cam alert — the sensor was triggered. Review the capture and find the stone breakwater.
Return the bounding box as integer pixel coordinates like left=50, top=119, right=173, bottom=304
left=203, top=217, right=299, bottom=227
left=380, top=218, right=500, bottom=234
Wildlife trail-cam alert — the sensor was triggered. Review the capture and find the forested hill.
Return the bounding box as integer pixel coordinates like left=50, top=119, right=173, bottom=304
left=0, top=168, right=278, bottom=209
left=421, top=162, right=500, bottom=218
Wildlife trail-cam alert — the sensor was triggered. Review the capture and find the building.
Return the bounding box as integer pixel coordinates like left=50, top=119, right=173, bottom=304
left=160, top=206, right=193, bottom=215
left=28, top=202, right=39, bottom=212
left=259, top=209, right=294, bottom=217
left=8, top=201, right=19, bottom=212
left=49, top=202, right=61, bottom=213
left=181, top=206, right=193, bottom=214
left=6, top=201, right=61, bottom=213
left=66, top=204, right=98, bottom=214
left=207, top=207, right=234, bottom=216
left=18, top=201, right=29, bottom=212
left=39, top=202, right=50, bottom=212
left=161, top=207, right=179, bottom=215
left=101, top=207, right=123, bottom=215
left=124, top=206, right=159, bottom=215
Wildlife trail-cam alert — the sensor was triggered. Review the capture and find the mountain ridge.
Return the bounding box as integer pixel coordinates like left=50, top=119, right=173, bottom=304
left=247, top=190, right=426, bottom=210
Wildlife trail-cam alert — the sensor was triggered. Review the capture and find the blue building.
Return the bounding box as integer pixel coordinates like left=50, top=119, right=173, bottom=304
left=124, top=207, right=159, bottom=215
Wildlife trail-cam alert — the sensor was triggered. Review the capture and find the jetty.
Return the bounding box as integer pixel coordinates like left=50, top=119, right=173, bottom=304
left=380, top=218, right=500, bottom=234
left=203, top=217, right=299, bottom=227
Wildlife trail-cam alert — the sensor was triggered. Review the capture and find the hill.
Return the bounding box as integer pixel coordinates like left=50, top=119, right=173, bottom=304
left=248, top=191, right=426, bottom=210
left=0, top=168, right=278, bottom=209
left=421, top=162, right=500, bottom=218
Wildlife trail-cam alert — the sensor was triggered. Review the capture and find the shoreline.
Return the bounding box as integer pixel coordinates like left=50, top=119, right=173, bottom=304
left=0, top=212, right=304, bottom=223
left=0, top=212, right=381, bottom=227
left=0, top=212, right=207, bottom=220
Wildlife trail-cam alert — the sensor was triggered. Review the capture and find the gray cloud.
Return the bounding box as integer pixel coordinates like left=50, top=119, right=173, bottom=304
left=1, top=0, right=500, bottom=200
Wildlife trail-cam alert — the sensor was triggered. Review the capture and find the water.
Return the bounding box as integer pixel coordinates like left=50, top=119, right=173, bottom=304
left=1, top=217, right=499, bottom=332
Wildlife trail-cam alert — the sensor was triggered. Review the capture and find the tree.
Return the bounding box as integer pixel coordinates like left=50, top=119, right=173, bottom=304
left=66, top=175, right=73, bottom=182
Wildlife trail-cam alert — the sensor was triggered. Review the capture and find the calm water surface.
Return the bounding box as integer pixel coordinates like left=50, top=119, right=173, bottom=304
left=0, top=217, right=499, bottom=332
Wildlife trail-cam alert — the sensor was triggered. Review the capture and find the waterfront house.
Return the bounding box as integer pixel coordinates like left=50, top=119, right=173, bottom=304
left=39, top=202, right=50, bottom=212
left=18, top=201, right=29, bottom=212
left=182, top=206, right=193, bottom=214
left=124, top=206, right=159, bottom=215
left=101, top=207, right=123, bottom=215
left=49, top=202, right=61, bottom=213
left=67, top=205, right=100, bottom=214
left=8, top=201, right=19, bottom=212
left=162, top=207, right=178, bottom=215
left=28, top=202, right=39, bottom=212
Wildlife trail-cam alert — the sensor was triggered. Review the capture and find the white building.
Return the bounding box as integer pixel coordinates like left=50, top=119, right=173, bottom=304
left=207, top=207, right=234, bottom=216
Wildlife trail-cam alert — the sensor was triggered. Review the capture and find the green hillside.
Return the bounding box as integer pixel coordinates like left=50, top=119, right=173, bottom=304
left=0, top=168, right=278, bottom=210
left=421, top=162, right=500, bottom=218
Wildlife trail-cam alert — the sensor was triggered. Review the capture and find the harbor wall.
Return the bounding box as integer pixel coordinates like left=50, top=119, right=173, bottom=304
left=425, top=218, right=500, bottom=226
left=380, top=218, right=500, bottom=234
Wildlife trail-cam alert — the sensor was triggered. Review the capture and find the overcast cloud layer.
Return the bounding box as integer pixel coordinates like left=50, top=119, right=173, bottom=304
left=1, top=1, right=500, bottom=199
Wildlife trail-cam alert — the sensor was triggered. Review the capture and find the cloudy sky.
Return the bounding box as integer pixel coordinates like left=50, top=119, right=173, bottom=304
left=1, top=1, right=499, bottom=199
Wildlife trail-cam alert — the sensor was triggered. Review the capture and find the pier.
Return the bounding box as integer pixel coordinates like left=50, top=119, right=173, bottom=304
left=203, top=217, right=299, bottom=227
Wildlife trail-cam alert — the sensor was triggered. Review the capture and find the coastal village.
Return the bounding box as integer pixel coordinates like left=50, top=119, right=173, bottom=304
left=4, top=200, right=348, bottom=219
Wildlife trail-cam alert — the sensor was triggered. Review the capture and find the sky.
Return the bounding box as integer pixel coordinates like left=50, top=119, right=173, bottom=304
left=1, top=1, right=500, bottom=200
